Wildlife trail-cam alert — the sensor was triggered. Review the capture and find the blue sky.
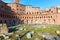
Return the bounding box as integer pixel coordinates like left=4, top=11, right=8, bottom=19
left=2, top=0, right=60, bottom=10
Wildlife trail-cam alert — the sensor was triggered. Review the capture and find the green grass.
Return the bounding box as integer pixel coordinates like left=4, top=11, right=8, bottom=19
left=14, top=24, right=60, bottom=35
left=34, top=25, right=60, bottom=35
left=9, top=24, right=60, bottom=40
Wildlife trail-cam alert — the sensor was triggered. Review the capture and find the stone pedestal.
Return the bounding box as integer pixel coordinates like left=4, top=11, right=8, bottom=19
left=0, top=23, right=8, bottom=36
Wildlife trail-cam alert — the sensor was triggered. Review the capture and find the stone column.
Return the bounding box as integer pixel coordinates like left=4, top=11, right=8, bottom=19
left=0, top=23, right=8, bottom=36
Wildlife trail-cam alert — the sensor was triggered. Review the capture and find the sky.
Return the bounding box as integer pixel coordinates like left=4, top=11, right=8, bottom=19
left=2, top=0, right=60, bottom=10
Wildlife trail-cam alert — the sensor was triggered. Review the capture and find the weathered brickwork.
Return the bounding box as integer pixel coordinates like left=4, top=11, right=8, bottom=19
left=0, top=0, right=60, bottom=25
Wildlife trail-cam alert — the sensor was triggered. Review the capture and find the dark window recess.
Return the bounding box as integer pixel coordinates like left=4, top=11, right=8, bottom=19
left=13, top=20, right=15, bottom=24
left=17, top=5, right=18, bottom=7
left=8, top=16, right=10, bottom=18
left=17, top=8, right=18, bottom=10
left=12, top=9, right=14, bottom=10
left=32, top=17, right=33, bottom=18
left=51, top=11, right=53, bottom=13
left=27, top=17, right=28, bottom=19
left=51, top=16, right=52, bottom=18
left=23, top=17, right=24, bottom=18
left=29, top=17, right=31, bottom=18
left=0, top=14, right=2, bottom=17
left=27, top=12, right=28, bottom=14
left=44, top=16, right=45, bottom=18
left=1, top=5, right=4, bottom=8
left=53, top=19, right=55, bottom=21
left=29, top=12, right=31, bottom=14
left=37, top=12, right=38, bottom=14
left=20, top=9, right=22, bottom=11
left=23, top=10, right=24, bottom=11
left=5, top=20, right=7, bottom=23
left=16, top=16, right=17, bottom=19
left=25, top=17, right=26, bottom=19
left=0, top=20, right=2, bottom=23
left=14, top=16, right=15, bottom=18
left=40, top=17, right=41, bottom=18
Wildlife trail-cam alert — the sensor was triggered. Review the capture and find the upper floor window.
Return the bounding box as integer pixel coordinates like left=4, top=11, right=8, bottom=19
left=29, top=17, right=31, bottom=18
left=23, top=17, right=24, bottom=18
left=27, top=17, right=28, bottom=19
left=5, top=20, right=7, bottom=23
left=20, top=9, right=22, bottom=11
left=51, top=11, right=53, bottom=13
left=0, top=20, right=2, bottom=23
left=1, top=5, right=4, bottom=8
left=44, top=16, right=45, bottom=18
left=17, top=8, right=18, bottom=10
left=27, top=12, right=28, bottom=14
left=37, top=12, right=39, bottom=14
left=32, top=17, right=33, bottom=19
left=51, top=16, right=52, bottom=18
left=17, top=5, right=18, bottom=7
left=25, top=17, right=26, bottom=19
left=29, top=12, right=31, bottom=14
left=15, top=16, right=17, bottom=19
left=40, top=17, right=41, bottom=18
left=12, top=8, right=14, bottom=10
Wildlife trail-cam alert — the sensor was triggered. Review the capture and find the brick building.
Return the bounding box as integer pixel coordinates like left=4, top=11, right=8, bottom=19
left=0, top=0, right=60, bottom=26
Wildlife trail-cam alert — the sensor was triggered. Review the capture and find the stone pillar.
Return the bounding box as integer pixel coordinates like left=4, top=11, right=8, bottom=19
left=0, top=23, right=8, bottom=36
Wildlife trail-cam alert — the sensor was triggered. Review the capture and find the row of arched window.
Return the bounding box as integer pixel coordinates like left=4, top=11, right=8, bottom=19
left=21, top=16, right=53, bottom=19
left=26, top=12, right=41, bottom=14
left=0, top=14, right=18, bottom=19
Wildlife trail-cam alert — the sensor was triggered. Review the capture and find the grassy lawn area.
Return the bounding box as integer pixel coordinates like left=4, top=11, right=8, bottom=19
left=7, top=24, right=60, bottom=40
left=15, top=24, right=60, bottom=35
left=34, top=25, right=60, bottom=35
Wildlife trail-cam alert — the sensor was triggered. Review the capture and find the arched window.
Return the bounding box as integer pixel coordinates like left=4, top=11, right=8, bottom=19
left=53, top=19, right=55, bottom=22
left=53, top=19, right=55, bottom=24
left=29, top=12, right=31, bottom=14
left=25, top=17, right=26, bottom=19
left=0, top=20, right=2, bottom=23
left=36, top=17, right=37, bottom=18
left=23, top=17, right=24, bottom=18
left=37, top=12, right=38, bottom=14
left=51, top=16, right=52, bottom=18
left=44, top=16, right=45, bottom=18
left=40, top=17, right=41, bottom=18
left=51, top=11, right=53, bottom=13
left=16, top=16, right=17, bottom=19
left=32, top=17, right=33, bottom=19
left=13, top=20, right=15, bottom=25
left=29, top=17, right=31, bottom=18
left=1, top=5, right=4, bottom=8
left=27, top=17, right=28, bottom=19
left=5, top=20, right=7, bottom=23
left=27, top=12, right=28, bottom=14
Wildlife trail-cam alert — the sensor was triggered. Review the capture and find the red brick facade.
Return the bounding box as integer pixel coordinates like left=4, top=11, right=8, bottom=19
left=0, top=0, right=60, bottom=26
